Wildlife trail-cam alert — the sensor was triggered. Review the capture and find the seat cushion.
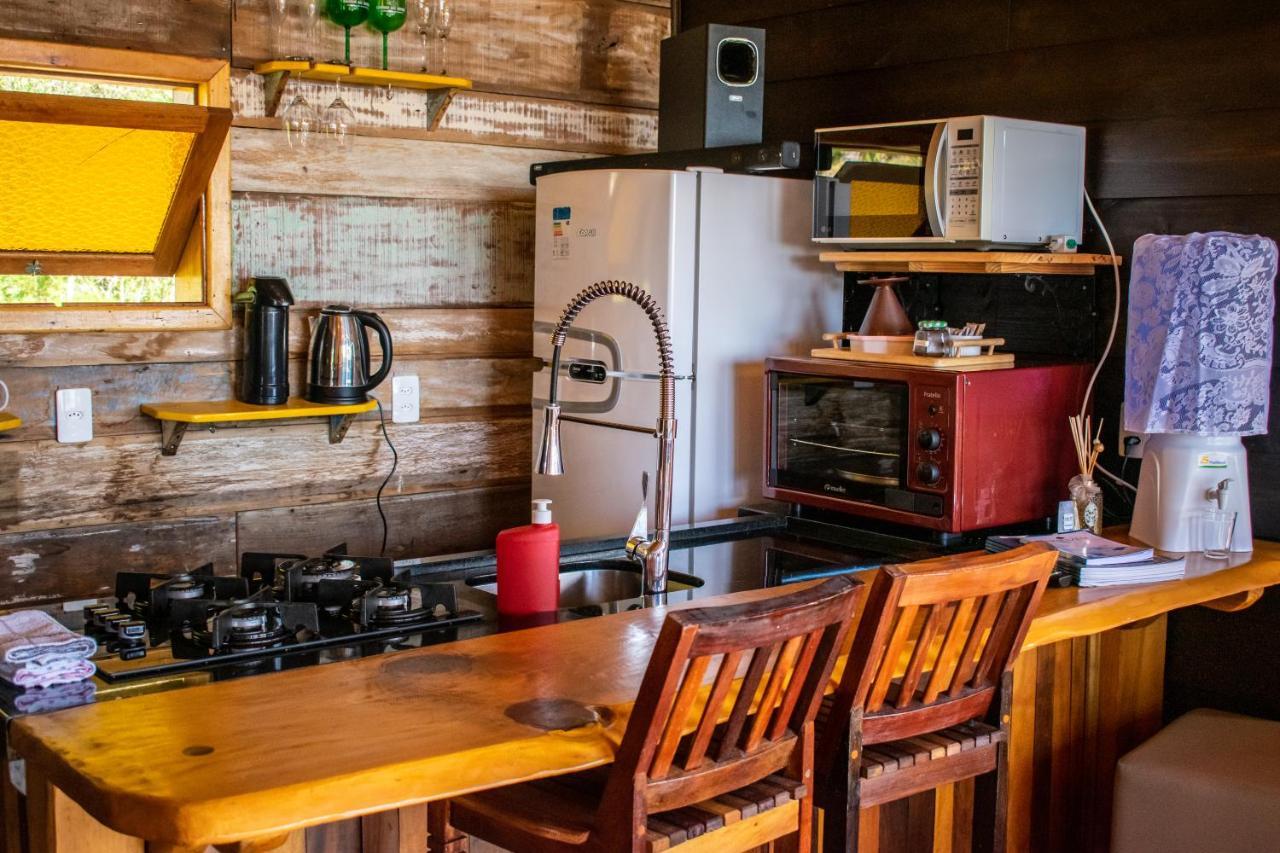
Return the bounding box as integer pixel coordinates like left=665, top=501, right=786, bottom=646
left=452, top=767, right=803, bottom=852
left=1112, top=709, right=1280, bottom=853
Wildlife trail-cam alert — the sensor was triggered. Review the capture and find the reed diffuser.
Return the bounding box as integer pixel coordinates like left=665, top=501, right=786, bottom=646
left=1069, top=414, right=1105, bottom=533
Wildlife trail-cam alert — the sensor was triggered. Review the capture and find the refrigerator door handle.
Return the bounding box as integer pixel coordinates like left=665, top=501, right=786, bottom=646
left=532, top=321, right=624, bottom=414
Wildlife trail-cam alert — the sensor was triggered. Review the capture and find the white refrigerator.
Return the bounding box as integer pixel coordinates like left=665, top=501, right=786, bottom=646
left=532, top=168, right=841, bottom=540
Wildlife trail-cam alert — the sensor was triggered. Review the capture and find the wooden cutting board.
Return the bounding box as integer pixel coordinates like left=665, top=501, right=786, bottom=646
left=810, top=347, right=1016, bottom=371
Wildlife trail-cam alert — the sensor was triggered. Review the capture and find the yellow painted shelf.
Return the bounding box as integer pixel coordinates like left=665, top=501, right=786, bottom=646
left=0, top=413, right=21, bottom=433
left=253, top=60, right=472, bottom=130
left=819, top=251, right=1123, bottom=276
left=141, top=397, right=376, bottom=456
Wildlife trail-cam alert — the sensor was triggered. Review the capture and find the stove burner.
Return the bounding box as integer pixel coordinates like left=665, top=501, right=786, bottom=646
left=165, top=575, right=208, bottom=600
left=206, top=601, right=318, bottom=651
left=293, top=557, right=359, bottom=583
left=355, top=580, right=458, bottom=629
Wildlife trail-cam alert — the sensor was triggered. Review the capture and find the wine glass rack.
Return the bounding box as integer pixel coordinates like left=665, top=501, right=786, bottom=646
left=254, top=60, right=471, bottom=131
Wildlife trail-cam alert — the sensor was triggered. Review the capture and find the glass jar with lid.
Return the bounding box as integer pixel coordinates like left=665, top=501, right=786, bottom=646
left=913, top=320, right=953, bottom=357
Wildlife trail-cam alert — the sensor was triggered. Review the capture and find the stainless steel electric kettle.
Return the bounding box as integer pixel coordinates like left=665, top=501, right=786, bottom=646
left=305, top=305, right=394, bottom=405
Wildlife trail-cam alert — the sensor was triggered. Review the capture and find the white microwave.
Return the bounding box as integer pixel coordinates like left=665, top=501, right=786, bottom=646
left=812, top=115, right=1086, bottom=249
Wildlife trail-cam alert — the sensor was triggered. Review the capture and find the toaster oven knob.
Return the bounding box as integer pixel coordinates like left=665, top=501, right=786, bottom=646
left=916, top=461, right=942, bottom=485
left=917, top=428, right=943, bottom=451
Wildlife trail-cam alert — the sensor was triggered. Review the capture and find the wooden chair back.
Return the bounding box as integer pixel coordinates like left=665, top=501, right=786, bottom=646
left=596, top=576, right=862, bottom=845
left=826, top=543, right=1055, bottom=747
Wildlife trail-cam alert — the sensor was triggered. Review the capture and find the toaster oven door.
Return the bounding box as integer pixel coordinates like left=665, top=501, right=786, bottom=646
left=813, top=121, right=947, bottom=243
left=769, top=373, right=909, bottom=503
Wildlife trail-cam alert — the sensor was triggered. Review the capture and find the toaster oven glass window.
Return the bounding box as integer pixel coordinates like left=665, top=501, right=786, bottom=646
left=771, top=375, right=908, bottom=501
left=814, top=123, right=941, bottom=240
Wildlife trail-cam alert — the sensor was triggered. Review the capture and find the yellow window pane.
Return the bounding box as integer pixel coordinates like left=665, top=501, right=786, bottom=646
left=0, top=120, right=194, bottom=254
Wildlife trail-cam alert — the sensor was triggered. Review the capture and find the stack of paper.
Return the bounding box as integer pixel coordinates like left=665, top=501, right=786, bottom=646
left=985, top=531, right=1186, bottom=587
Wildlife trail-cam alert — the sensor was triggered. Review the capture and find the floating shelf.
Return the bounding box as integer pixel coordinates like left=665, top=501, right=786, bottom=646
left=0, top=413, right=21, bottom=433
left=140, top=398, right=377, bottom=456
left=819, top=251, right=1123, bottom=276
left=254, top=60, right=472, bottom=131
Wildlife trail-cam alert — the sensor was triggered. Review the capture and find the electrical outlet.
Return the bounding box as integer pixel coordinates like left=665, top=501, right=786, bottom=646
left=55, top=388, right=93, bottom=443
left=392, top=375, right=420, bottom=424
left=1119, top=403, right=1149, bottom=459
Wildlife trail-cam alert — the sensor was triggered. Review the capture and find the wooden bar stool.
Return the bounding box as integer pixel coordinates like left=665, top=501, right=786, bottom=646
left=814, top=543, right=1056, bottom=853
left=445, top=576, right=863, bottom=852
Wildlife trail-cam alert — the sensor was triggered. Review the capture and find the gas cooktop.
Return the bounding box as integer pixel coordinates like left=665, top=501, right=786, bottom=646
left=86, top=546, right=481, bottom=682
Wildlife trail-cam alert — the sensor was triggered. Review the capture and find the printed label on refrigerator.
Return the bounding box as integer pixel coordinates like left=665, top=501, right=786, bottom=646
left=551, top=206, right=571, bottom=259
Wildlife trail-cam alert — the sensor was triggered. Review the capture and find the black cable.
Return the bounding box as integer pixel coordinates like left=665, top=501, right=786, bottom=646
left=373, top=399, right=399, bottom=557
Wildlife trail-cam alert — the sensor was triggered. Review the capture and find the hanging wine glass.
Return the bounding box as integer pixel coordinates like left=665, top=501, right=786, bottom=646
left=321, top=80, right=357, bottom=147
left=433, top=0, right=453, bottom=75
left=413, top=0, right=435, bottom=72
left=268, top=0, right=291, bottom=58
left=326, top=0, right=369, bottom=65
left=367, top=0, right=407, bottom=71
left=282, top=93, right=319, bottom=149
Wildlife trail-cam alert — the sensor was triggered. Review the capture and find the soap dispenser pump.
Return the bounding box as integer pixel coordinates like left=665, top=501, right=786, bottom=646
left=495, top=499, right=560, bottom=616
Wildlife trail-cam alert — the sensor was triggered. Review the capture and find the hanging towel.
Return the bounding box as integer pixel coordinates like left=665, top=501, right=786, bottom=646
left=1124, top=231, right=1278, bottom=436
left=0, top=609, right=97, bottom=665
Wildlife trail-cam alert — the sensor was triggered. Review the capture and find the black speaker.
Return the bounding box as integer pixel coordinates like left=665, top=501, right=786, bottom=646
left=658, top=24, right=765, bottom=152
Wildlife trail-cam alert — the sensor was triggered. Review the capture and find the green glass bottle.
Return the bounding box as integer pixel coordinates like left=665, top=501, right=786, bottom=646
left=326, top=0, right=370, bottom=64
left=367, top=0, right=407, bottom=70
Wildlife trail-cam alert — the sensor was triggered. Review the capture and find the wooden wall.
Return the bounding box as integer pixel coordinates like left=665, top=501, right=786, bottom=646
left=679, top=0, right=1280, bottom=539
left=0, top=0, right=668, bottom=607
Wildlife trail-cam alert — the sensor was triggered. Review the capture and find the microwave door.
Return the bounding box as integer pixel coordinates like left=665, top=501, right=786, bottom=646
left=924, top=123, right=947, bottom=239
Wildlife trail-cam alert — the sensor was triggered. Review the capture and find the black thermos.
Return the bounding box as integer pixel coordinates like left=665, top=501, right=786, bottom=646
left=236, top=277, right=295, bottom=405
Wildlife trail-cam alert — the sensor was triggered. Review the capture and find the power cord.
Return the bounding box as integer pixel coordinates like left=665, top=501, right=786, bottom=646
left=1082, top=189, right=1138, bottom=495
left=373, top=399, right=399, bottom=556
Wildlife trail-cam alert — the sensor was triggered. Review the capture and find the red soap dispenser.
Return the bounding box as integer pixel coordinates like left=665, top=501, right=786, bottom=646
left=495, top=499, right=560, bottom=617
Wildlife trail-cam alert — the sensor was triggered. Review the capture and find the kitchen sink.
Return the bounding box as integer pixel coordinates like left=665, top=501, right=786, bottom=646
left=466, top=559, right=704, bottom=608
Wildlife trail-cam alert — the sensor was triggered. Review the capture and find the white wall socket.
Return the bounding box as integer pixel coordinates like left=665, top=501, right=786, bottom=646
left=391, top=375, right=420, bottom=424
left=55, top=388, right=93, bottom=443
left=1119, top=403, right=1149, bottom=459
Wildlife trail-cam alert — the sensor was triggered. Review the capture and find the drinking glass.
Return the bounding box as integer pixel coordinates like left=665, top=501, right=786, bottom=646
left=321, top=81, right=357, bottom=147
left=367, top=0, right=407, bottom=70
left=326, top=0, right=370, bottom=64
left=413, top=0, right=435, bottom=71
left=282, top=93, right=320, bottom=149
left=433, top=0, right=453, bottom=74
left=0, top=379, right=9, bottom=412
left=1201, top=509, right=1236, bottom=559
left=270, top=0, right=323, bottom=60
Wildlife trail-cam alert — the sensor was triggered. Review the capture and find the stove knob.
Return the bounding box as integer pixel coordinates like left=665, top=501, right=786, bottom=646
left=917, top=428, right=943, bottom=451
left=916, top=461, right=943, bottom=485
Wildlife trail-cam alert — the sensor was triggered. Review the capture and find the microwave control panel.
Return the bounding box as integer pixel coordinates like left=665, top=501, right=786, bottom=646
left=910, top=384, right=955, bottom=494
left=945, top=118, right=983, bottom=240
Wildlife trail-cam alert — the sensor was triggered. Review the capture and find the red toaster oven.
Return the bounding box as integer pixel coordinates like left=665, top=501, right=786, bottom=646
left=764, top=357, right=1090, bottom=533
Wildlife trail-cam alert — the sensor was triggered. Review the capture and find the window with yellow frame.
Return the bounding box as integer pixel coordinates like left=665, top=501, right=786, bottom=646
left=0, top=38, right=232, bottom=332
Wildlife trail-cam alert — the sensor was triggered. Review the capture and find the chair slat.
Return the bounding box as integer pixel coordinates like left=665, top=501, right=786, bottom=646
left=682, top=649, right=743, bottom=771
left=974, top=584, right=1031, bottom=686
left=745, top=634, right=804, bottom=753
left=949, top=591, right=1004, bottom=693
left=767, top=627, right=824, bottom=741
left=650, top=654, right=711, bottom=779
left=895, top=603, right=947, bottom=709
left=923, top=595, right=977, bottom=704
left=715, top=643, right=774, bottom=761
left=867, top=604, right=919, bottom=711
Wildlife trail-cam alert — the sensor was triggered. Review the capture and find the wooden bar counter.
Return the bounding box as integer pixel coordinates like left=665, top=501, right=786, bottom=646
left=10, top=540, right=1280, bottom=853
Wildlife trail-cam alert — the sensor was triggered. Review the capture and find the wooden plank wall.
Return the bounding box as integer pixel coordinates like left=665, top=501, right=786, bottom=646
left=0, top=0, right=667, bottom=608
left=679, top=0, right=1280, bottom=539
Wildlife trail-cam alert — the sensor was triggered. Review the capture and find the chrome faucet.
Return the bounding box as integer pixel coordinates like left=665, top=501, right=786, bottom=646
left=535, top=280, right=677, bottom=595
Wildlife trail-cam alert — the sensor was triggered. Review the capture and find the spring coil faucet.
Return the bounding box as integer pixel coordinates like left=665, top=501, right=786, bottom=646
left=536, top=280, right=677, bottom=595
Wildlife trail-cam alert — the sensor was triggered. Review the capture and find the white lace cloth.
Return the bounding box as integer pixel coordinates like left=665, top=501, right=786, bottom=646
left=1124, top=232, right=1277, bottom=436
